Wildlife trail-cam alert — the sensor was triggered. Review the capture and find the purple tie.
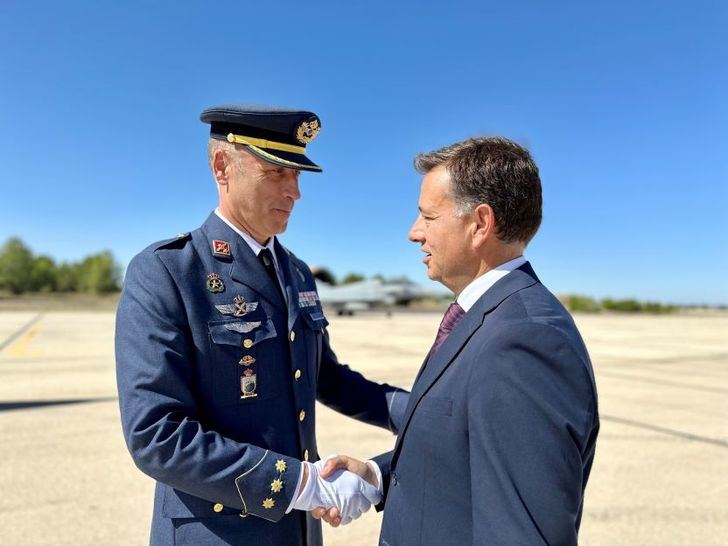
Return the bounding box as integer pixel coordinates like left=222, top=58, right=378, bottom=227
left=430, top=302, right=465, bottom=355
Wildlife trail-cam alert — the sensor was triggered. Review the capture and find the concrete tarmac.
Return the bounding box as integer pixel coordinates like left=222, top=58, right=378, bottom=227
left=0, top=310, right=726, bottom=545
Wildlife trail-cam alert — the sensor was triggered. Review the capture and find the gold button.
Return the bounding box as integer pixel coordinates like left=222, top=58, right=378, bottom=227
left=289, top=331, right=296, bottom=342
left=303, top=449, right=309, bottom=461
left=294, top=369, right=302, bottom=381
left=243, top=339, right=253, bottom=349
left=299, top=410, right=306, bottom=422
left=213, top=503, right=224, bottom=513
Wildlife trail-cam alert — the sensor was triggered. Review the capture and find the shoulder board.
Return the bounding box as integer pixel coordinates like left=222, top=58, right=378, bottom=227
left=153, top=232, right=191, bottom=251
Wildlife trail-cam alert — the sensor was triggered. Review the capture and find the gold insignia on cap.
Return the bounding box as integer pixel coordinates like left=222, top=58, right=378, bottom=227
left=275, top=459, right=287, bottom=473
left=262, top=498, right=275, bottom=509
left=270, top=478, right=283, bottom=493
left=295, top=118, right=320, bottom=144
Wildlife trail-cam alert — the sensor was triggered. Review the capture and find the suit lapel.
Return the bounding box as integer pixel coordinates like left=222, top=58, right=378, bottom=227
left=391, top=263, right=541, bottom=469
left=201, top=212, right=287, bottom=311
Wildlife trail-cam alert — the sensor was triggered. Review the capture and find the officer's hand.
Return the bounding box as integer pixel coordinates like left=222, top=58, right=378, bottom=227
left=292, top=460, right=379, bottom=525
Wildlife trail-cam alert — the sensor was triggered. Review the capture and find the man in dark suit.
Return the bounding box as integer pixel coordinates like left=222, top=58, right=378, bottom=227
left=115, top=104, right=407, bottom=545
left=316, top=137, right=599, bottom=545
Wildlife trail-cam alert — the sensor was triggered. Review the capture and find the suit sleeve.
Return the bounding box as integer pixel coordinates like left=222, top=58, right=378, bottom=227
left=466, top=322, right=597, bottom=545
left=370, top=450, right=394, bottom=512
left=316, top=323, right=410, bottom=434
left=115, top=250, right=299, bottom=521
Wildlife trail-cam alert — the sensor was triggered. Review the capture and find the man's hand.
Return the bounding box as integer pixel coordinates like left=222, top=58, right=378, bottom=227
left=291, top=460, right=380, bottom=525
left=311, top=455, right=380, bottom=527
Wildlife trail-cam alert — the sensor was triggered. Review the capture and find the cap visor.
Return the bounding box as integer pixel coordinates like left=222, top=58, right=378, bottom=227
left=245, top=146, right=322, bottom=172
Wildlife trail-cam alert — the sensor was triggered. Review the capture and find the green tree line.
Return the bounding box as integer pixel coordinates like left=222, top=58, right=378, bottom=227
left=565, top=295, right=678, bottom=314
left=0, top=237, right=121, bottom=295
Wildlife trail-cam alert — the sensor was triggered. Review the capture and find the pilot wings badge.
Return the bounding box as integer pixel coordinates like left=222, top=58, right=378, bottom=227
left=216, top=295, right=259, bottom=317
left=224, top=321, right=262, bottom=334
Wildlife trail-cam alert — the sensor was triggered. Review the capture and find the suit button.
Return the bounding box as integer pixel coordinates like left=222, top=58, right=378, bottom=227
left=290, top=331, right=296, bottom=342
left=303, top=449, right=309, bottom=461
left=299, top=410, right=306, bottom=422
left=294, top=369, right=302, bottom=381
left=213, top=503, right=224, bottom=513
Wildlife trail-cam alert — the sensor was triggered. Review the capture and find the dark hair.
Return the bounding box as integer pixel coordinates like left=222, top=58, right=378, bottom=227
left=414, top=136, right=542, bottom=244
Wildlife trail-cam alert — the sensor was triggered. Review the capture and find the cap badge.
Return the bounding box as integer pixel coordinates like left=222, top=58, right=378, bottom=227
left=295, top=118, right=320, bottom=144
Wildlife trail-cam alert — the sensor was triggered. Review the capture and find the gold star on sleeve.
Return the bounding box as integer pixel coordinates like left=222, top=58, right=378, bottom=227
left=262, top=498, right=275, bottom=510
left=271, top=478, right=284, bottom=493
left=275, top=459, right=287, bottom=473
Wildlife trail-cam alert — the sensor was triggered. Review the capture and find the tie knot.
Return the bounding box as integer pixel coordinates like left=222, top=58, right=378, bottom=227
left=258, top=248, right=274, bottom=267
left=439, top=302, right=465, bottom=335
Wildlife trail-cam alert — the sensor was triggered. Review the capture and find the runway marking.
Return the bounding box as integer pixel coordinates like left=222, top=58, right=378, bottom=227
left=596, top=370, right=728, bottom=395
left=602, top=414, right=728, bottom=449
left=0, top=314, right=44, bottom=354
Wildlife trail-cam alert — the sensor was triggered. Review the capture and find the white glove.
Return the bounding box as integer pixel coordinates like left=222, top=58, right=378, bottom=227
left=292, top=460, right=381, bottom=524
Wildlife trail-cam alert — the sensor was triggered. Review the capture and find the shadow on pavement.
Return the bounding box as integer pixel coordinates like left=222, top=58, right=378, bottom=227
left=0, top=396, right=117, bottom=412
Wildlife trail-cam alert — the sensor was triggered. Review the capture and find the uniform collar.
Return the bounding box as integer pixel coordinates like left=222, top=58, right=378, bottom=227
left=214, top=208, right=281, bottom=270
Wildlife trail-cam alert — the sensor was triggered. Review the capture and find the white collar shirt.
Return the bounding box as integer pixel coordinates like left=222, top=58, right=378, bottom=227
left=214, top=208, right=286, bottom=301
left=456, top=256, right=528, bottom=312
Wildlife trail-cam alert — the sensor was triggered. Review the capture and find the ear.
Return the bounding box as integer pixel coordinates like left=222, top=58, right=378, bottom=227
left=212, top=148, right=230, bottom=186
left=471, top=204, right=495, bottom=248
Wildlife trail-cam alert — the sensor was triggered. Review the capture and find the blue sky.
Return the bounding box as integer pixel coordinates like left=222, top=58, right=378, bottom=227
left=1, top=1, right=726, bottom=304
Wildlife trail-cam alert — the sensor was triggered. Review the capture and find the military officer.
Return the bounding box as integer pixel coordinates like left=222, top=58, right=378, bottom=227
left=115, top=104, right=408, bottom=545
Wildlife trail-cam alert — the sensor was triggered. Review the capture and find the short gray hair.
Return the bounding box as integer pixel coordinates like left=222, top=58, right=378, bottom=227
left=414, top=136, right=542, bottom=244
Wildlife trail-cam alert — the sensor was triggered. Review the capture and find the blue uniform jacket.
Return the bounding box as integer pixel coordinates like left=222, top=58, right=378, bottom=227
left=115, top=212, right=408, bottom=545
left=373, top=263, right=599, bottom=545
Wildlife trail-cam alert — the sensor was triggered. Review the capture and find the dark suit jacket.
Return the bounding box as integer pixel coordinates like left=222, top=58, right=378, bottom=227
left=116, top=212, right=408, bottom=545
left=374, top=263, right=599, bottom=545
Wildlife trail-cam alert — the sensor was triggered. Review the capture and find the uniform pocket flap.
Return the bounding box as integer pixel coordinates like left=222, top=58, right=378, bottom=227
left=208, top=318, right=277, bottom=347
left=300, top=310, right=329, bottom=330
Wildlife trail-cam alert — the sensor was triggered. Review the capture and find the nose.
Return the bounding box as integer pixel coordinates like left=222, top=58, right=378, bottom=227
left=408, top=214, right=425, bottom=243
left=283, top=171, right=301, bottom=201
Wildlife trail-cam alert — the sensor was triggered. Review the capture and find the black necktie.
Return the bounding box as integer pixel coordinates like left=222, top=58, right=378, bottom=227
left=258, top=248, right=285, bottom=303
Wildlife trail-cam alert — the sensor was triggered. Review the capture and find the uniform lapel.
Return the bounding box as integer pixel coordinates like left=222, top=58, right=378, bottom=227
left=274, top=239, right=301, bottom=332
left=201, top=212, right=287, bottom=311
left=390, top=263, right=541, bottom=469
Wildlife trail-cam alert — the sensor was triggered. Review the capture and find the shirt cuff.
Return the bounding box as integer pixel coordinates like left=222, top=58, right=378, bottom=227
left=367, top=460, right=384, bottom=495
left=285, top=462, right=306, bottom=513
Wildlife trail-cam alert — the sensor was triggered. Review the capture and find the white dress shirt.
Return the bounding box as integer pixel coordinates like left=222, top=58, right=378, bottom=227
left=214, top=208, right=287, bottom=302
left=456, top=256, right=527, bottom=312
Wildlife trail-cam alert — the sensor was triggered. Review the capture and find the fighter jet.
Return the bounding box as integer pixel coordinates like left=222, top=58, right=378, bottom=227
left=314, top=276, right=445, bottom=316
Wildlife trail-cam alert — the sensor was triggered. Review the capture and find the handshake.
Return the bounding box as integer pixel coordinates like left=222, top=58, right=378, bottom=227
left=291, top=455, right=380, bottom=526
